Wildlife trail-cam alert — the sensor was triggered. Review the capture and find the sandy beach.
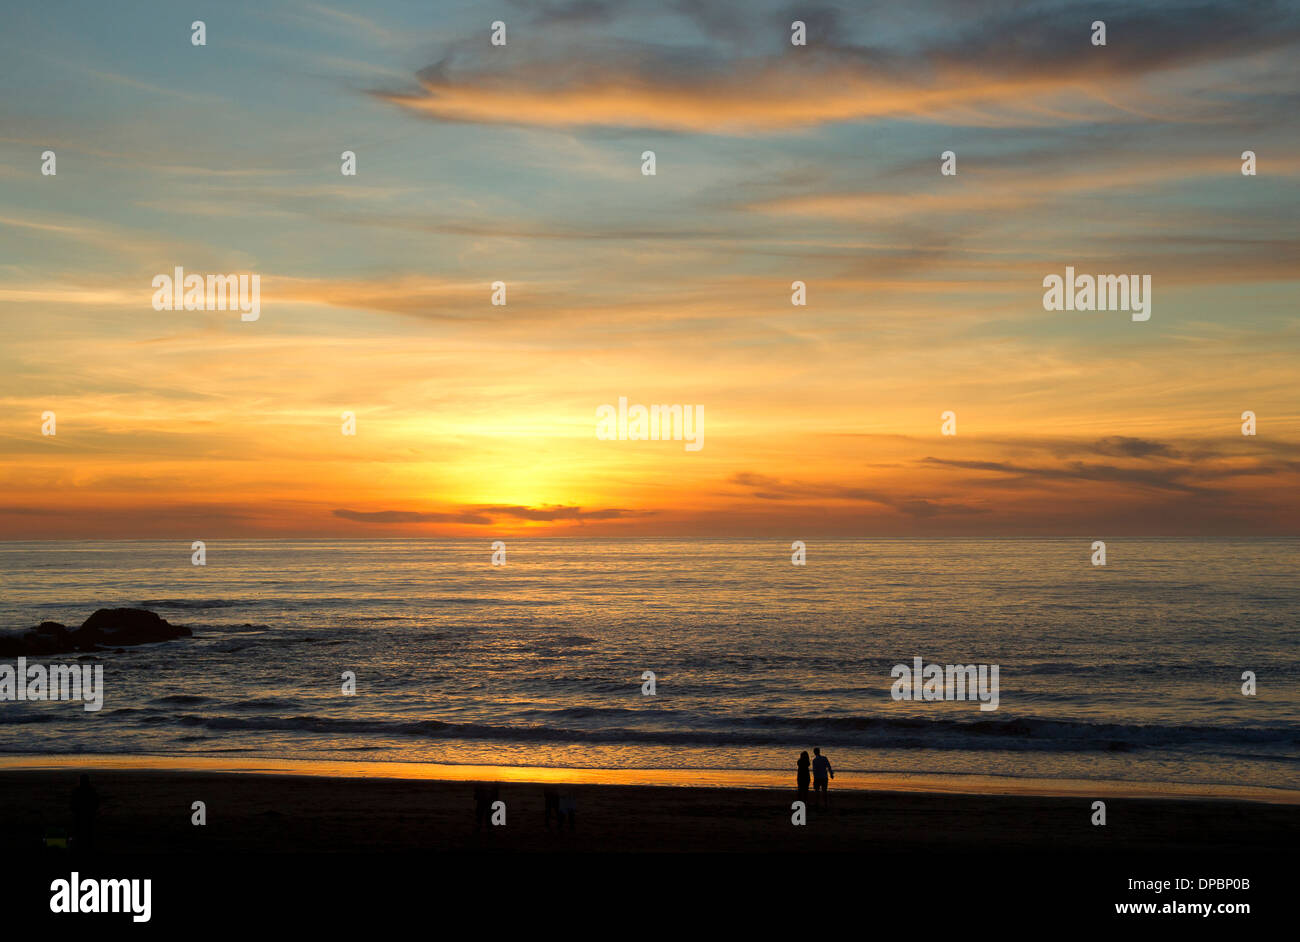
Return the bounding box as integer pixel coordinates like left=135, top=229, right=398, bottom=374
left=3, top=767, right=1296, bottom=856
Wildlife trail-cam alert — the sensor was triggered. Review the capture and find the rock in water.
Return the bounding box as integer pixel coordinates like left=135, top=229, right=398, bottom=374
left=0, top=622, right=74, bottom=656
left=77, top=608, right=191, bottom=646
left=0, top=608, right=190, bottom=656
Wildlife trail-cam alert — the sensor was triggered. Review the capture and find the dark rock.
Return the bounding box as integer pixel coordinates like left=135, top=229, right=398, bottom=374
left=26, top=622, right=75, bottom=653
left=0, top=624, right=69, bottom=657
left=0, top=608, right=190, bottom=657
left=78, top=608, right=191, bottom=646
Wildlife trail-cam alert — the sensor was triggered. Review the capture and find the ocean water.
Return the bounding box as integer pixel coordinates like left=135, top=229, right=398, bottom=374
left=0, top=539, right=1296, bottom=792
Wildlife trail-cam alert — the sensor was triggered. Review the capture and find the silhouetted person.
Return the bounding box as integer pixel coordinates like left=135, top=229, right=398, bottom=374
left=796, top=751, right=811, bottom=807
left=544, top=786, right=561, bottom=830
left=558, top=791, right=577, bottom=831
left=473, top=783, right=499, bottom=831
left=70, top=774, right=98, bottom=852
left=812, top=747, right=834, bottom=808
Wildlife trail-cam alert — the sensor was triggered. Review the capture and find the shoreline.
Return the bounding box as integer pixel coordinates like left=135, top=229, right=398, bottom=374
left=2, top=752, right=1297, bottom=804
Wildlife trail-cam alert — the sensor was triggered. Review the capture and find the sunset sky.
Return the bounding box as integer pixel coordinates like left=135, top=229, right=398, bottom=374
left=1, top=0, right=1297, bottom=538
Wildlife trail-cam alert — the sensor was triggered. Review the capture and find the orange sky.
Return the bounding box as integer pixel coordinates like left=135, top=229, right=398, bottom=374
left=1, top=0, right=1297, bottom=538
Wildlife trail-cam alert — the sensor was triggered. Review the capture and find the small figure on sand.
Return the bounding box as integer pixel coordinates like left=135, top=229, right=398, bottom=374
left=473, top=782, right=500, bottom=831
left=542, top=787, right=577, bottom=831
left=812, top=747, right=834, bottom=808
left=796, top=750, right=811, bottom=806
left=558, top=791, right=577, bottom=831
left=543, top=786, right=561, bottom=830
left=71, top=774, right=99, bottom=852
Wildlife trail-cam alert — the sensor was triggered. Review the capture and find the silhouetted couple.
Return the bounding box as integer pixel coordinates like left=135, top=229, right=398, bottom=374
left=796, top=748, right=834, bottom=809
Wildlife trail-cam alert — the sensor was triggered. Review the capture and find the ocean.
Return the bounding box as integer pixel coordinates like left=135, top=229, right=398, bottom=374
left=1, top=539, right=1296, bottom=793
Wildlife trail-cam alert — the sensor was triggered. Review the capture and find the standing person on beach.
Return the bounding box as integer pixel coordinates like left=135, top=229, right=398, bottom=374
left=70, top=774, right=99, bottom=852
left=543, top=786, right=561, bottom=830
left=812, top=747, right=834, bottom=809
left=473, top=783, right=499, bottom=831
left=796, top=751, right=811, bottom=807
left=558, top=791, right=577, bottom=831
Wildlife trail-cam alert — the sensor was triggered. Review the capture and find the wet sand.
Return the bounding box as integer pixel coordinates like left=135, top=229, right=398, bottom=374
left=2, top=769, right=1296, bottom=855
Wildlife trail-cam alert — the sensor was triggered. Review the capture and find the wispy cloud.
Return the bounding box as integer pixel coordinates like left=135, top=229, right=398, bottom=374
left=376, top=2, right=1300, bottom=132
